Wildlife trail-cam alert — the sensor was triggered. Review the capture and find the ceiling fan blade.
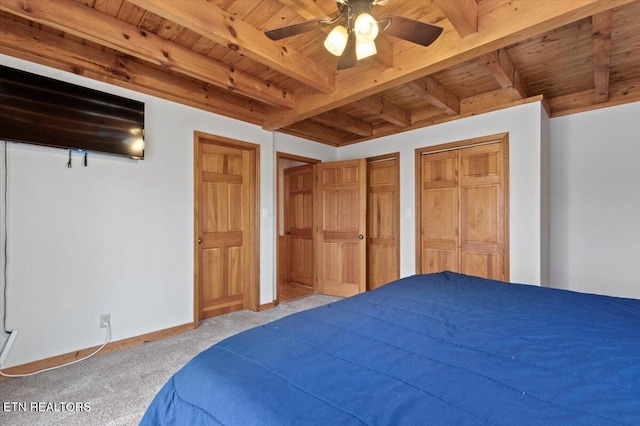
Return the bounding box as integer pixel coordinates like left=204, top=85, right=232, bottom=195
left=381, top=14, right=443, bottom=47
left=264, top=19, right=327, bottom=41
left=337, top=31, right=357, bottom=70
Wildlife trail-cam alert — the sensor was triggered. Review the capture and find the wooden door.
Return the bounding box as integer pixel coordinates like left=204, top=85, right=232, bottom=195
left=367, top=155, right=400, bottom=290
left=284, top=164, right=314, bottom=288
left=420, top=150, right=459, bottom=274
left=317, top=159, right=367, bottom=297
left=459, top=143, right=507, bottom=280
left=417, top=136, right=508, bottom=281
left=195, top=135, right=257, bottom=321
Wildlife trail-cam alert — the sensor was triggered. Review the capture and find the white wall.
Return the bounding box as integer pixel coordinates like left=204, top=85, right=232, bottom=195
left=338, top=102, right=549, bottom=286
left=0, top=56, right=326, bottom=368
left=0, top=55, right=343, bottom=368
left=550, top=102, right=640, bottom=299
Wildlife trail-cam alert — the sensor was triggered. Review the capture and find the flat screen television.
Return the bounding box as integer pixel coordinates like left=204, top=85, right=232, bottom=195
left=0, top=65, right=145, bottom=159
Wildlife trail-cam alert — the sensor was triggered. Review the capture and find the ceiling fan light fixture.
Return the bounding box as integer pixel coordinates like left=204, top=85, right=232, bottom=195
left=324, top=25, right=349, bottom=56
left=265, top=0, right=443, bottom=71
left=354, top=12, right=379, bottom=43
left=356, top=40, right=377, bottom=60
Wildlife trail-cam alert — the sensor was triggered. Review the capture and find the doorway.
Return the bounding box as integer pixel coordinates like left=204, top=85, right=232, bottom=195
left=276, top=152, right=320, bottom=303
left=276, top=153, right=401, bottom=302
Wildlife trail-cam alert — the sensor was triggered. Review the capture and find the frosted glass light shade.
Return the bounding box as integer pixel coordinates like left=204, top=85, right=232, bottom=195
left=356, top=40, right=377, bottom=60
left=324, top=25, right=349, bottom=56
left=354, top=13, right=379, bottom=43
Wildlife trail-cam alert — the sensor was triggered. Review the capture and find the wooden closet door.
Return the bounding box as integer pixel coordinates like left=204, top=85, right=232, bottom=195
left=459, top=143, right=507, bottom=280
left=420, top=150, right=459, bottom=274
left=317, top=159, right=367, bottom=297
left=418, top=137, right=508, bottom=281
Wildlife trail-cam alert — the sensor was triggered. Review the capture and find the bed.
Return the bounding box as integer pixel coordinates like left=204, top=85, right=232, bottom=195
left=140, top=272, right=640, bottom=425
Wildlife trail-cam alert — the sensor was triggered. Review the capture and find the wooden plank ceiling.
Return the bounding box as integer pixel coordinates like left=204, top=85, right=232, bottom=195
left=1, top=0, right=639, bottom=147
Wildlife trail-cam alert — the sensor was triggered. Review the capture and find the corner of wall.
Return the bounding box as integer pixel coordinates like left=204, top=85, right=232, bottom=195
left=0, top=139, right=6, bottom=346
left=539, top=103, right=551, bottom=286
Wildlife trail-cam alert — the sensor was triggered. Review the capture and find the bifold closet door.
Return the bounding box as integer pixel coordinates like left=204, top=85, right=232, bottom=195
left=419, top=141, right=508, bottom=281
left=420, top=150, right=460, bottom=274
left=458, top=143, right=507, bottom=280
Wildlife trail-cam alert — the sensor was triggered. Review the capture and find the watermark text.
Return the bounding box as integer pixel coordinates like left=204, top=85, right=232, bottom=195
left=3, top=401, right=91, bottom=412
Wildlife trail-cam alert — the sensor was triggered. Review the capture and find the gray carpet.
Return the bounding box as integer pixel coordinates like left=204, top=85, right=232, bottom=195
left=0, top=294, right=340, bottom=426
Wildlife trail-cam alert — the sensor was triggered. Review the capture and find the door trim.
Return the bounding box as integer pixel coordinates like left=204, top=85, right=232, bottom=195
left=415, top=132, right=509, bottom=278
left=194, top=132, right=260, bottom=327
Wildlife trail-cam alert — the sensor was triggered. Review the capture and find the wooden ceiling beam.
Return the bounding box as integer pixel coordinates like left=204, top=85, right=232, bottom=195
left=410, top=108, right=447, bottom=126
left=343, top=95, right=544, bottom=145
left=354, top=95, right=411, bottom=128
left=128, top=0, right=335, bottom=94
left=311, top=110, right=373, bottom=137
left=284, top=121, right=347, bottom=146
left=263, top=0, right=634, bottom=131
left=0, top=0, right=294, bottom=109
left=0, top=17, right=264, bottom=124
left=592, top=11, right=612, bottom=104
left=368, top=36, right=394, bottom=71
left=460, top=88, right=518, bottom=115
left=434, top=0, right=478, bottom=37
left=478, top=49, right=529, bottom=100
left=548, top=76, right=640, bottom=117
left=276, top=0, right=335, bottom=19
left=406, top=76, right=460, bottom=116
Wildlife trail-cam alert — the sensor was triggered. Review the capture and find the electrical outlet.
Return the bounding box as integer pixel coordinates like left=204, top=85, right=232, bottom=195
left=100, top=314, right=110, bottom=328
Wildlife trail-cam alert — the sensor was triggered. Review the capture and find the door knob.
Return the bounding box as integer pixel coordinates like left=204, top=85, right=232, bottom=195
left=358, top=234, right=365, bottom=240
left=198, top=238, right=203, bottom=244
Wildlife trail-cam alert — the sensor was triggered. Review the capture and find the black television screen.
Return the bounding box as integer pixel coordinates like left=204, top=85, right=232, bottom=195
left=0, top=65, right=145, bottom=159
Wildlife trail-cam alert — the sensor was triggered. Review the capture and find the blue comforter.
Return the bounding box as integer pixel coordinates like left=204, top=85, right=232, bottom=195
left=141, top=272, right=640, bottom=425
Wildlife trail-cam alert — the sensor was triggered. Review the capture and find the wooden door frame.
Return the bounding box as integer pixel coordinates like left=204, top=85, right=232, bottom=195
left=415, top=132, right=510, bottom=278
left=275, top=152, right=320, bottom=304
left=194, top=131, right=260, bottom=327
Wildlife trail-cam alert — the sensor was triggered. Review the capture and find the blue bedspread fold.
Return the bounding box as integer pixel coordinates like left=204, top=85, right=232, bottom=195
left=141, top=272, right=640, bottom=425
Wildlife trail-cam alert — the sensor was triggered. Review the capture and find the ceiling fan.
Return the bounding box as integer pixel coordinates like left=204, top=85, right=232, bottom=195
left=265, top=0, right=443, bottom=70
